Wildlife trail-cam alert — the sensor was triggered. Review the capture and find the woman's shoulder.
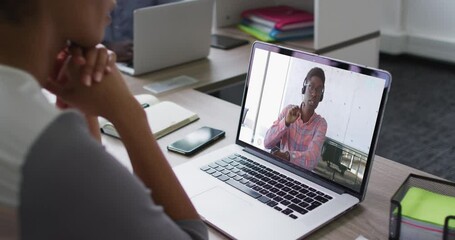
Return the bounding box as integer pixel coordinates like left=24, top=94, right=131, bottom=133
left=0, top=65, right=62, bottom=155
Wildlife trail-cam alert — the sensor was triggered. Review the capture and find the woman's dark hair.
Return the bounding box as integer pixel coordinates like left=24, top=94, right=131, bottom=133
left=0, top=1, right=32, bottom=23
left=304, top=67, right=325, bottom=85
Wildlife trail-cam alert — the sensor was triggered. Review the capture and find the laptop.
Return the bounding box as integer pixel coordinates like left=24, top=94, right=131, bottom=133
left=173, top=42, right=392, bottom=239
left=117, top=0, right=213, bottom=76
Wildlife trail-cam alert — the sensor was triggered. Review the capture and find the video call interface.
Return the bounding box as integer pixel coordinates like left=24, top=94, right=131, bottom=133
left=238, top=46, right=389, bottom=192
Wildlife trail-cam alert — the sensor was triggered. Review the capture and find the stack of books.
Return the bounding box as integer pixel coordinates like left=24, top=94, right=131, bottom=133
left=239, top=5, right=314, bottom=42
left=396, top=186, right=455, bottom=240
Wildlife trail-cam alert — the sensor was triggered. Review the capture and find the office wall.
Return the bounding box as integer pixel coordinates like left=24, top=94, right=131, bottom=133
left=380, top=0, right=455, bottom=62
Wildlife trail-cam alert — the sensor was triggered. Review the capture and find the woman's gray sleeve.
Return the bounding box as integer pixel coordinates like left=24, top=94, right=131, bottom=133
left=19, top=112, right=208, bottom=240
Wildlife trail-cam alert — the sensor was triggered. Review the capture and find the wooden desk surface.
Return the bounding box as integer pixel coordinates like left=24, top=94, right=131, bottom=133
left=0, top=90, right=434, bottom=240
left=102, top=89, right=434, bottom=240
left=102, top=89, right=241, bottom=171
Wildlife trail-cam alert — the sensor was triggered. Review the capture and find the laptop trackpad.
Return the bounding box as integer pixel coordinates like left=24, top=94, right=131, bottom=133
left=192, top=187, right=251, bottom=220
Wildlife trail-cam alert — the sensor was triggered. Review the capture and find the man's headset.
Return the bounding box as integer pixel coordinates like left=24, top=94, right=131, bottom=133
left=301, top=78, right=324, bottom=102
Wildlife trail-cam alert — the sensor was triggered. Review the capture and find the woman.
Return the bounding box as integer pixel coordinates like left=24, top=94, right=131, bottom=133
left=0, top=0, right=207, bottom=239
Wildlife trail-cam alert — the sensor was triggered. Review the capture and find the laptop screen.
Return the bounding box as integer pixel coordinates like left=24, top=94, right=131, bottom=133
left=237, top=42, right=391, bottom=196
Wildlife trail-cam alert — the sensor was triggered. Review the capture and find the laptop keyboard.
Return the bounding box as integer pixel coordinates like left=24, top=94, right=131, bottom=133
left=200, top=153, right=333, bottom=220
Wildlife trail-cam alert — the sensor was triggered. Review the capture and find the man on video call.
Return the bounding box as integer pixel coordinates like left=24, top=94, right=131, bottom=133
left=104, top=0, right=179, bottom=62
left=264, top=67, right=328, bottom=171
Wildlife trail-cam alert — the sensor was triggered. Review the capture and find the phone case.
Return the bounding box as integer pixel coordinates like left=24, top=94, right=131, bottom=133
left=167, top=127, right=225, bottom=155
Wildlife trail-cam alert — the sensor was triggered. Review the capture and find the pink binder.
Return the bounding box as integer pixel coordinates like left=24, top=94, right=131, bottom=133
left=242, top=5, right=314, bottom=30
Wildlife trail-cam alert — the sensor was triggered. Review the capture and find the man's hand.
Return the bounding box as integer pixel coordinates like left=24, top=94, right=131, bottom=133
left=272, top=150, right=290, bottom=161
left=285, top=105, right=300, bottom=126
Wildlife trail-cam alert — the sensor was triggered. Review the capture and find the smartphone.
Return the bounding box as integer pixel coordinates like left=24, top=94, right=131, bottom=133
left=211, top=34, right=249, bottom=50
left=167, top=126, right=225, bottom=155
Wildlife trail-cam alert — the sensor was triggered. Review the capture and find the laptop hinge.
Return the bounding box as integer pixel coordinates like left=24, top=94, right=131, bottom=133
left=243, top=147, right=346, bottom=195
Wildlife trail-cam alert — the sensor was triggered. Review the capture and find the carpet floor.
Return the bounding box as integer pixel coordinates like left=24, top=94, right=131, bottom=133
left=376, top=54, right=455, bottom=182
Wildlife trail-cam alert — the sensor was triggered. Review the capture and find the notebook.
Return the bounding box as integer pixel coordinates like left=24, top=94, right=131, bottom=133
left=117, top=0, right=213, bottom=76
left=99, top=94, right=199, bottom=139
left=173, top=41, right=392, bottom=239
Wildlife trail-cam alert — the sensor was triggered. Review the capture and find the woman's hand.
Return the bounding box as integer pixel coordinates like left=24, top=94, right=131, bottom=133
left=52, top=44, right=116, bottom=104
left=45, top=54, right=139, bottom=122
left=47, top=44, right=129, bottom=140
left=63, top=44, right=116, bottom=86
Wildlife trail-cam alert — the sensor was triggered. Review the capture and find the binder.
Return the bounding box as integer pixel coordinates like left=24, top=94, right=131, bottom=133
left=241, top=5, right=314, bottom=31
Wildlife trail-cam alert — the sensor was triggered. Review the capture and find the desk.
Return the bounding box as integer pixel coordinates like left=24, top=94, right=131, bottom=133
left=102, top=89, right=241, bottom=171
left=93, top=40, right=430, bottom=238
left=0, top=81, right=435, bottom=240
left=0, top=43, right=428, bottom=240
left=102, top=88, right=433, bottom=240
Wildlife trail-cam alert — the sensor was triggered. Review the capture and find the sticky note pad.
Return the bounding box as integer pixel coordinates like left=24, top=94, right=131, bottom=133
left=144, top=75, right=198, bottom=94
left=400, top=187, right=455, bottom=227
